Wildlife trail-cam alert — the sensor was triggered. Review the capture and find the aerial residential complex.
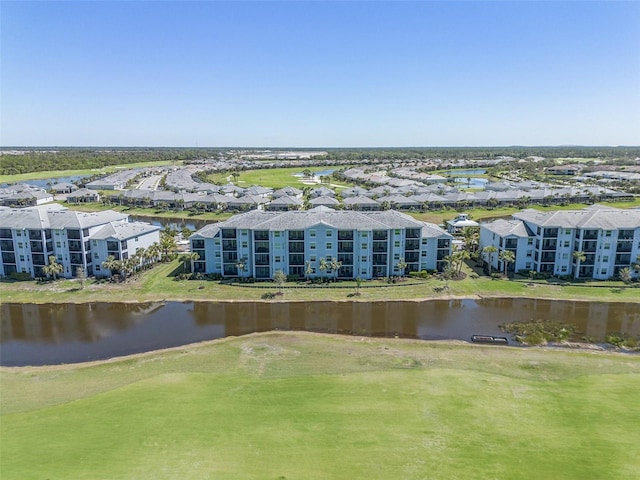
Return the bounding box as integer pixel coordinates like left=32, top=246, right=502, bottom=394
left=190, top=207, right=453, bottom=280
left=480, top=206, right=640, bottom=279
left=0, top=205, right=161, bottom=279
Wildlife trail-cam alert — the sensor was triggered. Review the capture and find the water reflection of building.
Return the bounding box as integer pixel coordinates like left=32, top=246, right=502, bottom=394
left=0, top=302, right=162, bottom=343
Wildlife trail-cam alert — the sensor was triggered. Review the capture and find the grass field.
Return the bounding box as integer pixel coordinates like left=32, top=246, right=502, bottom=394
left=205, top=166, right=354, bottom=189
left=1, top=332, right=639, bottom=479
left=2, top=257, right=639, bottom=304
left=0, top=161, right=182, bottom=185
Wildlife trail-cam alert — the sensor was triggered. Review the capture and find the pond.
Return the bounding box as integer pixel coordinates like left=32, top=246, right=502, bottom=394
left=2, top=299, right=638, bottom=366
left=1, top=175, right=89, bottom=189
left=442, top=169, right=487, bottom=175
left=454, top=177, right=488, bottom=188
left=129, top=215, right=208, bottom=231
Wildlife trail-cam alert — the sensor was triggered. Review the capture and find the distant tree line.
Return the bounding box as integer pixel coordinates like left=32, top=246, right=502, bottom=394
left=0, top=148, right=212, bottom=175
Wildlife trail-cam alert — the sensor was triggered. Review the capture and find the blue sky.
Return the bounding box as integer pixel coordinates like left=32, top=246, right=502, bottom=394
left=2, top=1, right=639, bottom=147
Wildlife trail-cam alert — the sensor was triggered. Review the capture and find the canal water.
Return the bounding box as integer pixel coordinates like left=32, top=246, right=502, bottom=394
left=2, top=299, right=638, bottom=366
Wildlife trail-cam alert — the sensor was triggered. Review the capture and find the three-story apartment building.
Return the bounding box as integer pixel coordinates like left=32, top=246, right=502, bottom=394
left=190, top=207, right=452, bottom=280
left=480, top=206, right=640, bottom=279
left=0, top=205, right=160, bottom=279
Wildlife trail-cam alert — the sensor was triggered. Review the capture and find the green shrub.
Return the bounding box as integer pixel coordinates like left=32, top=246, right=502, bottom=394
left=9, top=272, right=32, bottom=281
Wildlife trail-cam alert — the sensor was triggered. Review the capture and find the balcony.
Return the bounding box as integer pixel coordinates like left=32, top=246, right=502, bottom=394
left=288, top=231, right=304, bottom=241
left=338, top=241, right=354, bottom=253
left=68, top=240, right=83, bottom=252
left=615, top=254, right=631, bottom=265
left=0, top=229, right=12, bottom=239
left=405, top=252, right=419, bottom=263
left=288, top=242, right=304, bottom=253
left=254, top=241, right=269, bottom=253
left=254, top=230, right=269, bottom=241
left=406, top=228, right=421, bottom=239
left=1, top=240, right=14, bottom=251
left=70, top=253, right=84, bottom=265
left=289, top=253, right=304, bottom=266
left=29, top=241, right=44, bottom=253
left=541, top=240, right=557, bottom=250
left=223, top=252, right=238, bottom=263
left=405, top=239, right=420, bottom=251
left=222, top=240, right=237, bottom=251
left=32, top=254, right=46, bottom=266
left=543, top=228, right=558, bottom=238
left=582, top=230, right=598, bottom=240
left=616, top=241, right=632, bottom=252
left=372, top=254, right=387, bottom=265
left=338, top=253, right=353, bottom=265
left=28, top=230, right=43, bottom=240
left=373, top=231, right=388, bottom=241
left=255, top=254, right=270, bottom=266
left=222, top=229, right=237, bottom=239
left=505, top=239, right=518, bottom=249
left=540, top=253, right=555, bottom=262
left=338, top=230, right=354, bottom=240
left=582, top=241, right=597, bottom=252
left=618, top=230, right=634, bottom=240
left=373, top=242, right=387, bottom=253
left=437, top=239, right=450, bottom=249
left=2, top=252, right=15, bottom=263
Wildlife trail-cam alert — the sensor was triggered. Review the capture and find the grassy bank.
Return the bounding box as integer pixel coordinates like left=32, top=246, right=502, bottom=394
left=1, top=258, right=639, bottom=304
left=2, top=332, right=639, bottom=479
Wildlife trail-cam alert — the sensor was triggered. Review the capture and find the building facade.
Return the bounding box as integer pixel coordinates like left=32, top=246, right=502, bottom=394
left=190, top=207, right=452, bottom=280
left=0, top=205, right=160, bottom=279
left=480, top=206, right=640, bottom=279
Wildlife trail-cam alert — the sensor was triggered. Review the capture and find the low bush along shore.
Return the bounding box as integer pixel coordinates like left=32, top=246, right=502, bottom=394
left=1, top=332, right=639, bottom=479
left=1, top=258, right=639, bottom=304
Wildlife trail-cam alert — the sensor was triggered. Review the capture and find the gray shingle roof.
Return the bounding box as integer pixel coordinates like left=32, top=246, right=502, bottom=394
left=91, top=222, right=160, bottom=240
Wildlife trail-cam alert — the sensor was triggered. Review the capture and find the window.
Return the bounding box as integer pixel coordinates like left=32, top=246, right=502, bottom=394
left=394, top=229, right=401, bottom=235
left=275, top=243, right=282, bottom=249
left=326, top=230, right=332, bottom=237
left=562, top=253, right=568, bottom=260
left=361, top=232, right=368, bottom=238
left=528, top=238, right=533, bottom=245
left=215, top=252, right=220, bottom=257
left=564, top=241, right=570, bottom=247
left=326, top=242, right=332, bottom=250
left=242, top=241, right=248, bottom=248
left=19, top=255, right=24, bottom=262
left=94, top=253, right=99, bottom=258
left=525, top=263, right=531, bottom=269
left=310, top=242, right=316, bottom=250
left=95, top=265, right=101, bottom=271
left=421, top=251, right=426, bottom=257
left=601, top=268, right=607, bottom=275
left=527, top=250, right=533, bottom=257
left=605, top=230, right=612, bottom=237
left=16, top=231, right=21, bottom=237
left=18, top=242, right=23, bottom=248
left=275, top=256, right=281, bottom=262
left=561, top=266, right=567, bottom=272
left=310, top=230, right=316, bottom=237
left=361, top=269, right=367, bottom=275
left=361, top=243, right=368, bottom=249
left=56, top=242, right=61, bottom=248
left=241, top=230, right=248, bottom=236
left=604, top=243, right=610, bottom=250
left=361, top=256, right=367, bottom=262
left=422, top=239, right=427, bottom=245
left=565, top=229, right=571, bottom=235
left=274, top=232, right=281, bottom=237
left=603, top=256, right=609, bottom=262
left=394, top=253, right=400, bottom=260
left=55, top=231, right=60, bottom=236
left=93, top=240, right=97, bottom=246
left=394, top=241, right=400, bottom=248
left=310, top=255, right=316, bottom=261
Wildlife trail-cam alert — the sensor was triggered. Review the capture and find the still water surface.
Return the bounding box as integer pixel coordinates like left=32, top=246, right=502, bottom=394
left=2, top=299, right=639, bottom=366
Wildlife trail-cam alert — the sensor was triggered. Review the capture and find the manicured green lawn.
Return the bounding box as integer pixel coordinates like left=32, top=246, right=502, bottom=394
left=206, top=166, right=354, bottom=189
left=2, top=332, right=639, bottom=479
left=2, top=258, right=639, bottom=304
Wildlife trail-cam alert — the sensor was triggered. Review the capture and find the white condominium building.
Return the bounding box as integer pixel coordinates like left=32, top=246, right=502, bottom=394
left=190, top=207, right=453, bottom=280
left=480, top=206, right=640, bottom=279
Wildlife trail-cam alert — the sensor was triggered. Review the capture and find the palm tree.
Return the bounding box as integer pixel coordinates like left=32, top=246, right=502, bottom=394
left=573, top=251, right=586, bottom=279
left=330, top=258, right=343, bottom=281
left=43, top=255, right=64, bottom=280
left=159, top=234, right=177, bottom=261
left=102, top=255, right=122, bottom=280
left=181, top=252, right=200, bottom=273
left=461, top=227, right=479, bottom=253
left=456, top=249, right=470, bottom=274
left=305, top=260, right=313, bottom=282
left=319, top=257, right=328, bottom=278
left=273, top=269, right=287, bottom=293
left=235, top=257, right=248, bottom=277
left=499, top=250, right=516, bottom=276
left=483, top=245, right=498, bottom=275
left=148, top=243, right=161, bottom=264
left=396, top=257, right=407, bottom=278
